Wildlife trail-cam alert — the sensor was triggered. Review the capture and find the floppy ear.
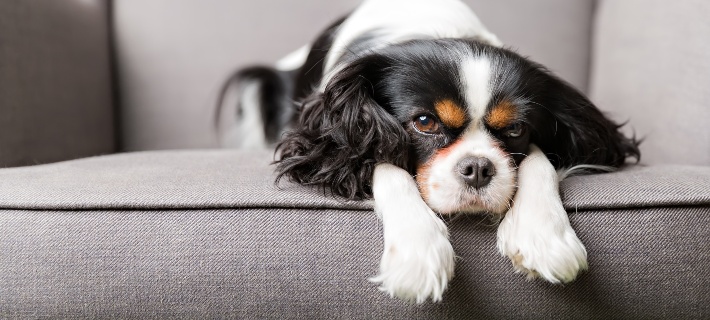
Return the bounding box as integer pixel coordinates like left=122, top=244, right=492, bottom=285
left=275, top=58, right=410, bottom=199
left=530, top=72, right=640, bottom=168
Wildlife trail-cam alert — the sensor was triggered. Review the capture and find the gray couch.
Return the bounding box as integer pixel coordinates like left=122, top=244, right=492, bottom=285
left=1, top=0, right=709, bottom=318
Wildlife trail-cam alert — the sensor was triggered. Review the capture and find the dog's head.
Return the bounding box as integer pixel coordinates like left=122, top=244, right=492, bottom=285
left=277, top=39, right=639, bottom=214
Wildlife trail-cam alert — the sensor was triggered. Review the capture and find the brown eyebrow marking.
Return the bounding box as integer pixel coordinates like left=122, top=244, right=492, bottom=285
left=486, top=100, right=518, bottom=129
left=434, top=99, right=466, bottom=128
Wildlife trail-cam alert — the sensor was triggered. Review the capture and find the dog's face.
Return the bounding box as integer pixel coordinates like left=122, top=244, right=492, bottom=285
left=352, top=40, right=558, bottom=214
left=278, top=38, right=638, bottom=211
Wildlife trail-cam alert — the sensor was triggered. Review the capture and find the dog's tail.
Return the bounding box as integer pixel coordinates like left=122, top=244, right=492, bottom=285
left=215, top=66, right=296, bottom=149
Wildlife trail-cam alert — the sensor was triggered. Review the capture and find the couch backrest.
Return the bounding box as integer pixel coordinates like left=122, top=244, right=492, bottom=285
left=0, top=0, right=115, bottom=167
left=590, top=0, right=710, bottom=165
left=113, top=0, right=595, bottom=151
left=6, top=1, right=707, bottom=167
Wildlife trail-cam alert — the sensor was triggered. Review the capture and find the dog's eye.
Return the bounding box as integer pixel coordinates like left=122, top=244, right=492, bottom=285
left=413, top=115, right=441, bottom=134
left=503, top=122, right=525, bottom=138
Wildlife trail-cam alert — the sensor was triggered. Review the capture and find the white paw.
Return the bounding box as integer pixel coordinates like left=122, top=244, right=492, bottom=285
left=370, top=215, right=455, bottom=303
left=497, top=207, right=588, bottom=284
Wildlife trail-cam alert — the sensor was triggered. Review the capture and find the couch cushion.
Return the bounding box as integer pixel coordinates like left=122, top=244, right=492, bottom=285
left=0, top=150, right=369, bottom=211
left=1, top=151, right=709, bottom=318
left=0, top=150, right=708, bottom=211
left=0, top=0, right=115, bottom=167
left=590, top=0, right=710, bottom=165
left=1, top=206, right=708, bottom=318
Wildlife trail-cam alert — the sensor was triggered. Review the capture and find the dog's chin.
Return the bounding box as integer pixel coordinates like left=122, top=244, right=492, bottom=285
left=418, top=162, right=518, bottom=216
left=422, top=186, right=514, bottom=216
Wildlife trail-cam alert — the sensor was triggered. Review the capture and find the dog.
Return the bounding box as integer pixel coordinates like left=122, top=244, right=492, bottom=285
left=217, top=0, right=640, bottom=303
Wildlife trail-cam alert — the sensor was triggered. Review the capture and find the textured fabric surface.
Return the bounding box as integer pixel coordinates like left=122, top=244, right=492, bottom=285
left=1, top=207, right=708, bottom=319
left=1, top=150, right=709, bottom=211
left=114, top=0, right=593, bottom=151
left=561, top=164, right=710, bottom=210
left=590, top=0, right=710, bottom=166
left=0, top=0, right=115, bottom=167
left=0, top=150, right=369, bottom=211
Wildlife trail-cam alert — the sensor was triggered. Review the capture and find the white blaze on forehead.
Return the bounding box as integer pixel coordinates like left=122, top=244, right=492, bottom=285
left=460, top=57, right=492, bottom=123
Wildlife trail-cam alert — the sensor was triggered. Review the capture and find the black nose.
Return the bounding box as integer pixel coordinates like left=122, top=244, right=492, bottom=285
left=456, top=156, right=496, bottom=189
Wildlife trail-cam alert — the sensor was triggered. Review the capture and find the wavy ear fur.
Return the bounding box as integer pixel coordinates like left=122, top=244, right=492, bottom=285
left=530, top=71, right=641, bottom=168
left=275, top=59, right=410, bottom=199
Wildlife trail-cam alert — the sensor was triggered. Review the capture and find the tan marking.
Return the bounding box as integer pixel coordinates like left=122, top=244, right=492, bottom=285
left=434, top=99, right=466, bottom=128
left=486, top=100, right=518, bottom=129
left=416, top=162, right=432, bottom=202
left=415, top=139, right=464, bottom=203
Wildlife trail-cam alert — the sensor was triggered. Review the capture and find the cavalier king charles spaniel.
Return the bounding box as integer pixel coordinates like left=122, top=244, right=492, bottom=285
left=218, top=0, right=639, bottom=303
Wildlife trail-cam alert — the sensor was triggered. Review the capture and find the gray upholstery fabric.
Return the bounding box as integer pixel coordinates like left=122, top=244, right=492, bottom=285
left=0, top=150, right=369, bottom=211
left=2, top=206, right=708, bottom=318
left=114, top=0, right=594, bottom=151
left=0, top=0, right=115, bottom=167
left=1, top=150, right=709, bottom=211
left=590, top=0, right=710, bottom=166
left=1, top=152, right=708, bottom=318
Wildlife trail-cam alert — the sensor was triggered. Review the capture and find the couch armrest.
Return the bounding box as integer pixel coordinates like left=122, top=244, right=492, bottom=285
left=1, top=151, right=708, bottom=318
left=0, top=0, right=115, bottom=167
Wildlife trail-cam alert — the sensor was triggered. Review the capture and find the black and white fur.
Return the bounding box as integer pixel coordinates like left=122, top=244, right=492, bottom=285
left=219, top=0, right=640, bottom=303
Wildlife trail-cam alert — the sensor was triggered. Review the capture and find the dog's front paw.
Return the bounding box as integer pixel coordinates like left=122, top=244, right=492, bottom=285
left=370, top=217, right=455, bottom=303
left=496, top=207, right=588, bottom=284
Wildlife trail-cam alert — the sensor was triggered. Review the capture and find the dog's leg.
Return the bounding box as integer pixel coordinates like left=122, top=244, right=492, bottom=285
left=496, top=144, right=588, bottom=283
left=369, top=163, right=455, bottom=303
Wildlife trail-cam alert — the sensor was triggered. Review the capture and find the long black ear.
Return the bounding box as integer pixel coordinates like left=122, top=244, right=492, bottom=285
left=530, top=71, right=641, bottom=168
left=275, top=59, right=410, bottom=199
